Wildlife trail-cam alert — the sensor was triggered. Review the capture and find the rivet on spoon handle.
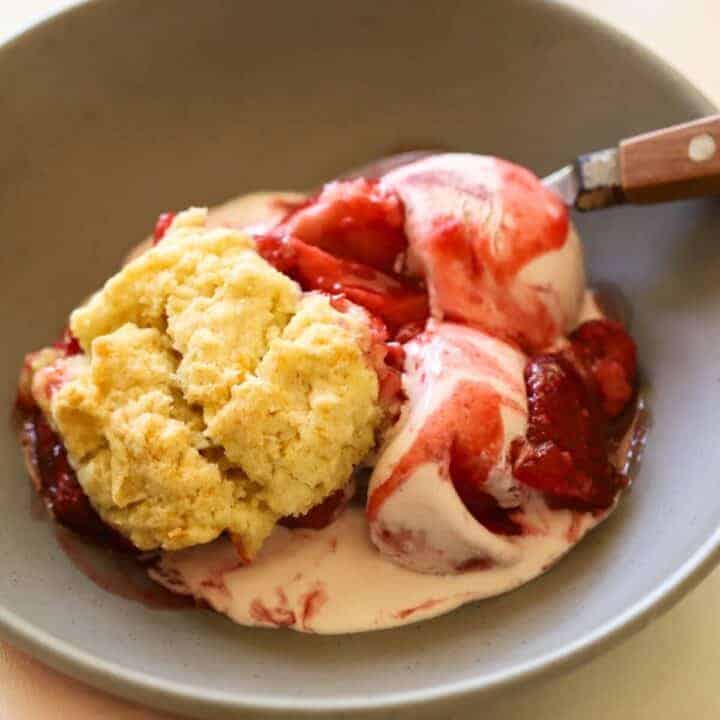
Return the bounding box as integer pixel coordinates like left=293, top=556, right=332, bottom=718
left=545, top=114, right=720, bottom=211
left=619, top=114, right=720, bottom=203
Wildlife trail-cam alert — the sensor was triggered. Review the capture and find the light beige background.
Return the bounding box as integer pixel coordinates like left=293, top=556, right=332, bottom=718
left=2, top=1, right=720, bottom=718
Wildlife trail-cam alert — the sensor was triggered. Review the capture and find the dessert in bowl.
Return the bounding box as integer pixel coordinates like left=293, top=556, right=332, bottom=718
left=1, top=0, right=718, bottom=715
left=17, top=153, right=641, bottom=633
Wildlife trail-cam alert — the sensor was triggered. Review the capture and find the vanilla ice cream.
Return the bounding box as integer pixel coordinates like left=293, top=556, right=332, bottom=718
left=367, top=321, right=528, bottom=574
left=382, top=153, right=585, bottom=350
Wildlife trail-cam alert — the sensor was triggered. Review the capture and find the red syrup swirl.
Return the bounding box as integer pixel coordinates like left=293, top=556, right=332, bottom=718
left=366, top=328, right=526, bottom=535
left=451, top=450, right=523, bottom=535
left=382, top=156, right=571, bottom=352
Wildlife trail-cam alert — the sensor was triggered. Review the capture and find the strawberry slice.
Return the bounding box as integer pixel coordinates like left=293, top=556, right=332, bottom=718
left=255, top=233, right=428, bottom=338
left=280, top=179, right=407, bottom=274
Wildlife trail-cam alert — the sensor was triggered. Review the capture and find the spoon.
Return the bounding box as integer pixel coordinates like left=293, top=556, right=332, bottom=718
left=342, top=114, right=720, bottom=211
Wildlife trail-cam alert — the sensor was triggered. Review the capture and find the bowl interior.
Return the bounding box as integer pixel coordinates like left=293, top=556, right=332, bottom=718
left=0, top=0, right=718, bottom=715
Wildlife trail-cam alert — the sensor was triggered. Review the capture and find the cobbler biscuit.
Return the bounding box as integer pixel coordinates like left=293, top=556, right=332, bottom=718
left=46, top=209, right=380, bottom=553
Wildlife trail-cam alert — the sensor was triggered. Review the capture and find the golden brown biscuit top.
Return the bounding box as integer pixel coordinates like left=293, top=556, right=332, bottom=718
left=42, top=209, right=381, bottom=553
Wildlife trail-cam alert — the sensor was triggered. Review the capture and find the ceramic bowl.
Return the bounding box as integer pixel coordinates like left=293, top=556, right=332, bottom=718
left=0, top=1, right=718, bottom=717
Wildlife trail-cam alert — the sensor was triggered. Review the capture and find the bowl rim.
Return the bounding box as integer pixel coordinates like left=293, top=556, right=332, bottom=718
left=0, top=0, right=717, bottom=715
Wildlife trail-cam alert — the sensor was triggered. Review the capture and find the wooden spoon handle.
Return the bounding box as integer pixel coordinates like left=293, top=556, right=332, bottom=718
left=619, top=114, right=720, bottom=203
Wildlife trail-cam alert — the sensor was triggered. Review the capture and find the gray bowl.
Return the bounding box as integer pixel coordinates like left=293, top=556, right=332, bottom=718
left=1, top=1, right=718, bottom=718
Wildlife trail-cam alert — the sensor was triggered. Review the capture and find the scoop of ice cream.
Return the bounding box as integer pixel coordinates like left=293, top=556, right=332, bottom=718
left=382, top=153, right=585, bottom=351
left=367, top=322, right=528, bottom=574
left=45, top=208, right=382, bottom=553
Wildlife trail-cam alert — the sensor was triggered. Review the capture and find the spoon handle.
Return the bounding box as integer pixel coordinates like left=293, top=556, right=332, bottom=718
left=619, top=114, right=720, bottom=203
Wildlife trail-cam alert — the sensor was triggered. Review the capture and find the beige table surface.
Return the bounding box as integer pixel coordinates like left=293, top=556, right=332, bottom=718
left=2, top=1, right=720, bottom=718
